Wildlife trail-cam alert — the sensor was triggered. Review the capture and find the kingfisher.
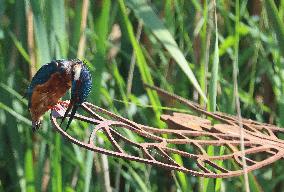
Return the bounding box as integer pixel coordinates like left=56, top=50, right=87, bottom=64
left=27, top=59, right=92, bottom=131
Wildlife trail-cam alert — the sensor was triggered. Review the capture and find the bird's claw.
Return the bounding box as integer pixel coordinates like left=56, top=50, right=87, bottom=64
left=48, top=100, right=69, bottom=111
left=47, top=105, right=61, bottom=111
left=57, top=100, right=70, bottom=108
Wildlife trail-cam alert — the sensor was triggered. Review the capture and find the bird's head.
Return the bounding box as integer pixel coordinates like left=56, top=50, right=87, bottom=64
left=60, top=59, right=92, bottom=130
left=56, top=60, right=79, bottom=76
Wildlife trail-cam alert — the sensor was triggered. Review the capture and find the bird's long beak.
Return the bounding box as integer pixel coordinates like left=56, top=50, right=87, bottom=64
left=60, top=100, right=79, bottom=131
left=61, top=64, right=83, bottom=131
left=61, top=78, right=81, bottom=131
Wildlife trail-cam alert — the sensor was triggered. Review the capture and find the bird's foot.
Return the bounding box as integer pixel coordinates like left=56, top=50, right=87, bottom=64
left=48, top=101, right=69, bottom=111
left=57, top=100, right=70, bottom=108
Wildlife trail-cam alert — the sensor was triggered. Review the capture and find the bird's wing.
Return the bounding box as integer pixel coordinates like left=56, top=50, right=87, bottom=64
left=27, top=61, right=58, bottom=107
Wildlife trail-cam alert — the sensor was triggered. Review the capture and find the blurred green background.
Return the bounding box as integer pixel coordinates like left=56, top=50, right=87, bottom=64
left=1, top=0, right=284, bottom=191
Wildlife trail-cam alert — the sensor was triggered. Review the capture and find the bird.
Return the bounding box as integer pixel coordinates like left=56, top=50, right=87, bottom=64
left=27, top=59, right=92, bottom=131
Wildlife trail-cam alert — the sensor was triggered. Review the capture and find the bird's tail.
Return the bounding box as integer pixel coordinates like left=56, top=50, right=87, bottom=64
left=32, top=118, right=42, bottom=132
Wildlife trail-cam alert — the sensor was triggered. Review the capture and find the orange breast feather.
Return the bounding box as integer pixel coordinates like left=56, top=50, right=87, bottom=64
left=29, top=72, right=72, bottom=122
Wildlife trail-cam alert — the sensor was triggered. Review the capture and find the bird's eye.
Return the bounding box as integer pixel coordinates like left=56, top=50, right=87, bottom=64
left=53, top=61, right=59, bottom=67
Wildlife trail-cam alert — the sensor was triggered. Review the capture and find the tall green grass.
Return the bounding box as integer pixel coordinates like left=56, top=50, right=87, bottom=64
left=0, top=0, right=284, bottom=191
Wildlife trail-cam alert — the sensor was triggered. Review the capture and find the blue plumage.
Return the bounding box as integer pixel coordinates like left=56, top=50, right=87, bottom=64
left=71, top=64, right=92, bottom=105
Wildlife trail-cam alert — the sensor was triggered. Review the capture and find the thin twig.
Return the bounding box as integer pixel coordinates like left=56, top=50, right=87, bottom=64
left=171, top=171, right=182, bottom=192
left=101, top=153, right=112, bottom=192
left=233, top=1, right=250, bottom=191
left=126, top=20, right=143, bottom=97
left=71, top=167, right=79, bottom=188
left=77, top=0, right=89, bottom=58
left=114, top=161, right=122, bottom=192
left=26, top=4, right=36, bottom=78
left=98, top=136, right=112, bottom=192
left=41, top=159, right=50, bottom=192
